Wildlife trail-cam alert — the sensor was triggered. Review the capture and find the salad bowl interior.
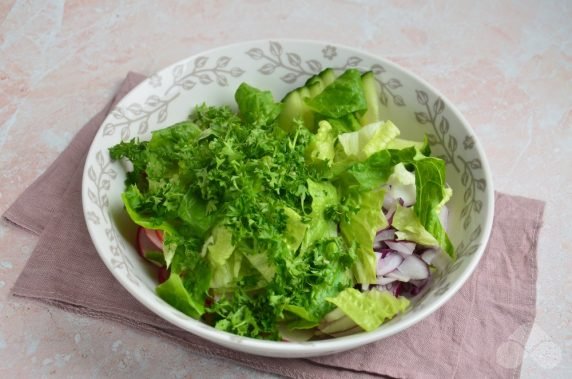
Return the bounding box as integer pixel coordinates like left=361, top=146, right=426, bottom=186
left=82, top=40, right=494, bottom=357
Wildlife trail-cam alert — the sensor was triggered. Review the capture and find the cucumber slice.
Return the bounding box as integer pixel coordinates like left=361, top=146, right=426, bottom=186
left=298, top=87, right=315, bottom=131
left=278, top=90, right=304, bottom=132
left=359, top=71, right=381, bottom=126
left=318, top=68, right=336, bottom=86
left=278, top=68, right=338, bottom=132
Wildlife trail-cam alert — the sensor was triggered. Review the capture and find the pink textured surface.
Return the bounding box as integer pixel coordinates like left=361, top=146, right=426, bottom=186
left=0, top=1, right=570, bottom=378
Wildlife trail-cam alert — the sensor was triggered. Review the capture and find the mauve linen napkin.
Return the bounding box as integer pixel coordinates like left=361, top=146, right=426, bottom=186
left=4, top=73, right=544, bottom=379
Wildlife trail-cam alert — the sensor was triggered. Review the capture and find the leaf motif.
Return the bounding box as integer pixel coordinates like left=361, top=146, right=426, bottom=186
left=460, top=203, right=470, bottom=218
left=96, top=151, right=104, bottom=167
left=415, top=112, right=430, bottom=124
left=447, top=135, right=458, bottom=152
left=246, top=48, right=264, bottom=60
left=386, top=78, right=402, bottom=89
left=157, top=108, right=167, bottom=123
left=461, top=170, right=469, bottom=186
left=436, top=283, right=450, bottom=296
left=88, top=189, right=97, bottom=204
left=346, top=56, right=362, bottom=67
left=86, top=211, right=100, bottom=224
left=182, top=79, right=196, bottom=90
left=88, top=167, right=96, bottom=182
left=111, top=109, right=124, bottom=120
left=371, top=64, right=385, bottom=74
left=464, top=185, right=473, bottom=202
left=287, top=52, right=301, bottom=66
left=463, top=215, right=472, bottom=230
left=172, top=64, right=183, bottom=79
left=433, top=98, right=445, bottom=115
left=281, top=73, right=298, bottom=83
left=466, top=244, right=479, bottom=256
left=416, top=90, right=429, bottom=105
left=474, top=200, right=483, bottom=212
left=103, top=123, right=114, bottom=136
left=127, top=103, right=142, bottom=115
left=258, top=63, right=276, bottom=75
left=379, top=88, right=388, bottom=106
left=230, top=67, right=245, bottom=77
left=269, top=41, right=283, bottom=57
left=216, top=56, right=231, bottom=68
left=439, top=117, right=450, bottom=134
left=145, top=95, right=161, bottom=107
left=306, top=59, right=322, bottom=73
left=107, top=168, right=117, bottom=179
left=216, top=74, right=228, bottom=87
left=475, top=178, right=486, bottom=191
left=138, top=121, right=148, bottom=134
left=470, top=225, right=482, bottom=241
left=121, top=126, right=130, bottom=141
left=470, top=159, right=482, bottom=169
left=195, top=56, right=208, bottom=68
left=426, top=133, right=438, bottom=144
left=102, top=195, right=109, bottom=208
left=393, top=95, right=405, bottom=106
left=198, top=74, right=212, bottom=84
left=102, top=179, right=110, bottom=190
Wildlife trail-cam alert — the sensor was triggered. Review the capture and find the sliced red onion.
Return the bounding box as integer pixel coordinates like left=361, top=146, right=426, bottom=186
left=420, top=248, right=437, bottom=264
left=390, top=183, right=416, bottom=207
left=384, top=205, right=396, bottom=224
left=377, top=276, right=397, bottom=285
left=397, top=255, right=429, bottom=280
left=385, top=240, right=416, bottom=256
left=439, top=205, right=449, bottom=231
left=386, top=269, right=410, bottom=282
left=383, top=191, right=395, bottom=210
left=374, top=229, right=395, bottom=248
left=377, top=252, right=404, bottom=276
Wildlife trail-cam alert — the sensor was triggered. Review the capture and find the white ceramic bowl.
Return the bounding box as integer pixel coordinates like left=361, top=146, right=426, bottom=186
left=82, top=40, right=494, bottom=358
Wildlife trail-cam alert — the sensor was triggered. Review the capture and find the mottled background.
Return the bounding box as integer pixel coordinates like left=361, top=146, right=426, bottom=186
left=0, top=0, right=570, bottom=377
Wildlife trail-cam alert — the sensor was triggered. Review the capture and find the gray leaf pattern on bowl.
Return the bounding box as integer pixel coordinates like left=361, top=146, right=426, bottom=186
left=86, top=151, right=141, bottom=286
left=85, top=41, right=487, bottom=302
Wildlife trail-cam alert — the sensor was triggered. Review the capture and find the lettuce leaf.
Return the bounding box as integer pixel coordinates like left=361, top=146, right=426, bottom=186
left=340, top=188, right=387, bottom=284
left=306, top=69, right=366, bottom=118
left=411, top=157, right=455, bottom=259
left=392, top=203, right=439, bottom=246
left=337, top=120, right=400, bottom=161
left=326, top=288, right=410, bottom=331
left=235, top=83, right=281, bottom=126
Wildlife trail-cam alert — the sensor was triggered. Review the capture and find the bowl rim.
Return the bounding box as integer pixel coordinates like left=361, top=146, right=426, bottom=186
left=82, top=38, right=495, bottom=356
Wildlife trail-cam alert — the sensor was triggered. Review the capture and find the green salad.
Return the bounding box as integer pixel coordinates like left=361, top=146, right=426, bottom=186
left=110, top=68, right=455, bottom=341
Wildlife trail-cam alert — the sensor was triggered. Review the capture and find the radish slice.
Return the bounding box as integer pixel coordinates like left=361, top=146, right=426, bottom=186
left=377, top=252, right=403, bottom=276
left=144, top=228, right=163, bottom=250
left=157, top=267, right=170, bottom=283
left=385, top=241, right=416, bottom=256
left=136, top=227, right=160, bottom=258
left=155, top=229, right=164, bottom=243
left=397, top=255, right=429, bottom=280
